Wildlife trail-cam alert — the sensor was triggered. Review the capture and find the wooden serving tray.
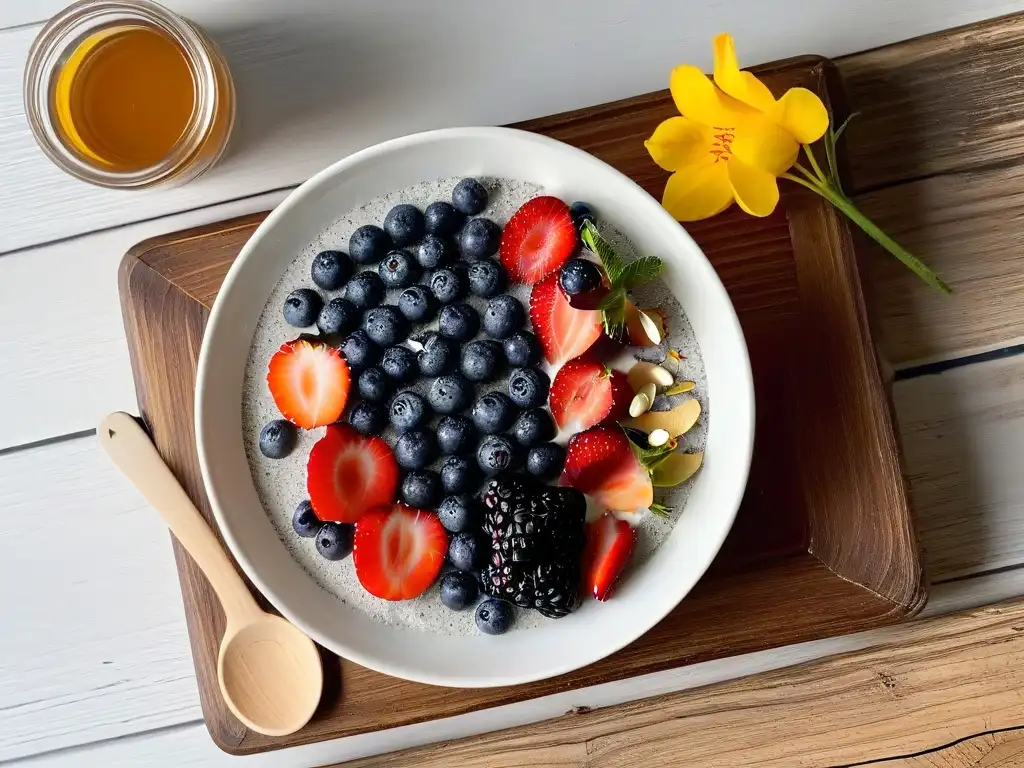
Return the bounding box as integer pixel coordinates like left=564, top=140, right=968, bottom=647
left=118, top=55, right=924, bottom=755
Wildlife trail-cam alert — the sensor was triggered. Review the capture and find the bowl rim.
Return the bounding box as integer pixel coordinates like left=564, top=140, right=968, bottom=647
left=195, top=125, right=755, bottom=687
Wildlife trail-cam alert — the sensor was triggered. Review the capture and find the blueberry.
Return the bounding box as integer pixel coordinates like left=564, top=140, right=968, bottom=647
left=440, top=570, right=479, bottom=611
left=401, top=469, right=442, bottom=508
left=282, top=288, right=322, bottom=328
left=390, top=390, right=430, bottom=432
left=503, top=331, right=542, bottom=367
left=259, top=419, right=297, bottom=459
left=436, top=415, right=477, bottom=455
left=348, top=401, right=386, bottom=436
left=394, top=428, right=438, bottom=469
left=437, top=493, right=479, bottom=533
left=383, top=204, right=425, bottom=248
left=475, top=598, right=514, bottom=635
left=508, top=367, right=549, bottom=409
left=459, top=218, right=501, bottom=260
left=292, top=500, right=320, bottom=538
left=428, top=267, right=466, bottom=304
left=438, top=303, right=480, bottom=342
left=460, top=339, right=503, bottom=382
left=362, top=305, right=408, bottom=346
left=448, top=531, right=483, bottom=571
left=558, top=258, right=602, bottom=296
left=316, top=522, right=354, bottom=561
left=377, top=250, right=420, bottom=289
left=477, top=434, right=518, bottom=475
left=311, top=250, right=352, bottom=290
left=341, top=329, right=380, bottom=372
left=349, top=225, right=392, bottom=264
left=472, top=392, right=516, bottom=434
left=416, top=234, right=454, bottom=269
left=358, top=366, right=392, bottom=403
left=526, top=443, right=566, bottom=482
left=511, top=408, right=555, bottom=447
left=440, top=455, right=478, bottom=494
left=424, top=201, right=465, bottom=237
left=452, top=178, right=488, bottom=215
left=429, top=374, right=473, bottom=415
left=416, top=332, right=456, bottom=377
left=467, top=258, right=507, bottom=298
left=482, top=294, right=525, bottom=339
left=569, top=201, right=597, bottom=228
left=397, top=285, right=436, bottom=323
left=316, top=297, right=360, bottom=336
left=380, top=345, right=417, bottom=382
left=345, top=271, right=385, bottom=309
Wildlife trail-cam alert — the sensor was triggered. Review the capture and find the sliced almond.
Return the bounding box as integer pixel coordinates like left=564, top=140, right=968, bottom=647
left=666, top=380, right=695, bottom=395
left=648, top=428, right=670, bottom=447
left=628, top=392, right=652, bottom=418
left=627, top=362, right=674, bottom=392
left=624, top=398, right=701, bottom=437
left=638, top=381, right=657, bottom=406
left=652, top=451, right=703, bottom=487
left=625, top=302, right=667, bottom=347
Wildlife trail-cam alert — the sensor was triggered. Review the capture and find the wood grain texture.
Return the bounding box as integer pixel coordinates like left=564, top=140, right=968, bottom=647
left=117, top=58, right=923, bottom=754
left=880, top=730, right=1024, bottom=767
left=895, top=353, right=1024, bottom=582
left=333, top=599, right=1024, bottom=768
left=5, top=0, right=1024, bottom=254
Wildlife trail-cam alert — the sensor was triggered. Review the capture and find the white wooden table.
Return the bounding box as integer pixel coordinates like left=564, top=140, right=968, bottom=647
left=4, top=2, right=1024, bottom=765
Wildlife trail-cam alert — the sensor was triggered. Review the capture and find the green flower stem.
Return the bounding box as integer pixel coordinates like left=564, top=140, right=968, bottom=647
left=781, top=169, right=952, bottom=295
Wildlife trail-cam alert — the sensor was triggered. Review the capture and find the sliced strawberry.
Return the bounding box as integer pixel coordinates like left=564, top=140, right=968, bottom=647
left=529, top=273, right=603, bottom=367
left=267, top=339, right=351, bottom=428
left=560, top=425, right=653, bottom=514
left=549, top=359, right=632, bottom=432
left=582, top=511, right=637, bottom=600
left=353, top=505, right=449, bottom=600
left=307, top=425, right=398, bottom=523
left=500, top=196, right=577, bottom=284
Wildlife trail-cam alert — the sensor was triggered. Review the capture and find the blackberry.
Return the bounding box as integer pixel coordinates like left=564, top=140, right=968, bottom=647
left=480, top=475, right=586, bottom=618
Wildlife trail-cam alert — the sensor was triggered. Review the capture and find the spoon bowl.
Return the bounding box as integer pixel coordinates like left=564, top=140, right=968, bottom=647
left=218, top=614, right=322, bottom=736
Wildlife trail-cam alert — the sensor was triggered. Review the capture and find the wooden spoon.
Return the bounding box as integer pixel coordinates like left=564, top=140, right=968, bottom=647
left=98, top=412, right=322, bottom=736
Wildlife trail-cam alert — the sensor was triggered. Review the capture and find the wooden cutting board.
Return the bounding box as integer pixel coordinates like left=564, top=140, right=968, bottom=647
left=118, top=54, right=924, bottom=755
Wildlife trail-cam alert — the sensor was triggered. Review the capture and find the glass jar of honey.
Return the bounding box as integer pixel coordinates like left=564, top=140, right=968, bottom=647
left=24, top=0, right=235, bottom=188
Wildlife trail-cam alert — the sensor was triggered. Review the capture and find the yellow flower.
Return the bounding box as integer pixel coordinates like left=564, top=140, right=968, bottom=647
left=645, top=34, right=829, bottom=221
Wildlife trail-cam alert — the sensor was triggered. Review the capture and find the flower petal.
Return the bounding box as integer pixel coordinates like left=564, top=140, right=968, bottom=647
left=712, top=34, right=776, bottom=113
left=774, top=87, right=830, bottom=144
left=662, top=164, right=734, bottom=222
left=670, top=65, right=730, bottom=127
left=730, top=115, right=800, bottom=176
left=727, top=158, right=780, bottom=217
left=645, top=117, right=708, bottom=172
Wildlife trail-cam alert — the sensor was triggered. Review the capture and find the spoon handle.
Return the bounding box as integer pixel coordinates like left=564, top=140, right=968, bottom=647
left=98, top=412, right=261, bottom=626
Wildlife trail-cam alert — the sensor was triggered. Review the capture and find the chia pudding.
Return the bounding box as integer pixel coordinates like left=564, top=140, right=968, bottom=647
left=242, top=176, right=708, bottom=636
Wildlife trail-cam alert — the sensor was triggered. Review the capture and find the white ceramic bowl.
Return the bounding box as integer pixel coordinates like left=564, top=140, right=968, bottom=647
left=196, top=126, right=754, bottom=688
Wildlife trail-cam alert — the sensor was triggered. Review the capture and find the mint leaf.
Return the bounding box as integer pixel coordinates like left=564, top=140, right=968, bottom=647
left=581, top=221, right=625, bottom=284
left=599, top=288, right=627, bottom=336
left=620, top=256, right=663, bottom=290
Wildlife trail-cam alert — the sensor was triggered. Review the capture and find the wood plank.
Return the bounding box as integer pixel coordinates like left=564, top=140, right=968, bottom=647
left=0, top=189, right=288, bottom=451
left=880, top=729, right=1024, bottom=766
left=840, top=12, right=1024, bottom=193
left=0, top=436, right=201, bottom=762
left=855, top=165, right=1024, bottom=366
left=329, top=598, right=1024, bottom=768
left=895, top=353, right=1024, bottom=582
left=4, top=1, right=1024, bottom=253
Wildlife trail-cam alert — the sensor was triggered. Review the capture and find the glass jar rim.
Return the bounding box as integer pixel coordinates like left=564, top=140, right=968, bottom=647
left=23, top=0, right=220, bottom=188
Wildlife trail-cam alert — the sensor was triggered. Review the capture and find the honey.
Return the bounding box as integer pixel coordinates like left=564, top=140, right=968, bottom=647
left=24, top=0, right=235, bottom=188
left=54, top=26, right=195, bottom=171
